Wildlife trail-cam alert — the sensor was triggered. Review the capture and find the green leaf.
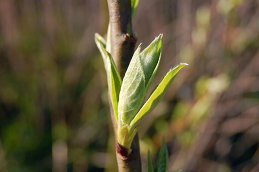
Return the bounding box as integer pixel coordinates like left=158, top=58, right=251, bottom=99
left=148, top=151, right=155, bottom=172
left=95, top=32, right=106, bottom=48
left=106, top=24, right=111, bottom=53
left=157, top=138, right=169, bottom=172
left=131, top=0, right=139, bottom=18
left=140, top=34, right=163, bottom=91
left=118, top=35, right=163, bottom=127
left=130, top=63, right=188, bottom=130
left=118, top=45, right=146, bottom=125
left=95, top=33, right=122, bottom=121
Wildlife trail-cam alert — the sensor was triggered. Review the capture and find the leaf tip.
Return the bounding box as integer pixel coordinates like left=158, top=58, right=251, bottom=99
left=158, top=33, right=163, bottom=39
left=94, top=33, right=101, bottom=41
left=138, top=43, right=142, bottom=50
left=156, top=34, right=163, bottom=45
left=180, top=62, right=189, bottom=66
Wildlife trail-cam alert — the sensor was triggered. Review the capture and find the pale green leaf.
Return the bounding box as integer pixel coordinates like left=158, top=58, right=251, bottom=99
left=106, top=24, right=111, bottom=53
left=130, top=63, right=188, bottom=130
left=118, top=45, right=146, bottom=125
left=95, top=33, right=122, bottom=121
left=95, top=32, right=106, bottom=48
left=148, top=151, right=155, bottom=172
left=140, top=34, right=163, bottom=91
left=118, top=34, right=163, bottom=126
left=157, top=138, right=169, bottom=172
left=131, top=0, right=139, bottom=18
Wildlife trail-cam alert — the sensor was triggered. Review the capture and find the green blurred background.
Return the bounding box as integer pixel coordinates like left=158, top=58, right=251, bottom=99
left=0, top=0, right=258, bottom=171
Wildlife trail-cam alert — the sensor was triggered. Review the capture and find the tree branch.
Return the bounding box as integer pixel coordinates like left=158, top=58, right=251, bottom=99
left=107, top=0, right=137, bottom=76
left=107, top=0, right=141, bottom=171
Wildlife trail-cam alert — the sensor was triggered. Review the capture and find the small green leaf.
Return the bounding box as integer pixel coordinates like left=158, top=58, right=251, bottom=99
left=95, top=33, right=106, bottom=48
left=130, top=63, right=188, bottom=130
left=148, top=151, right=155, bottom=172
left=140, top=34, right=163, bottom=91
left=157, top=138, right=169, bottom=172
left=118, top=35, right=163, bottom=127
left=131, top=0, right=139, bottom=18
left=106, top=24, right=111, bottom=53
left=117, top=125, right=137, bottom=149
left=118, top=45, right=146, bottom=125
left=95, top=33, right=122, bottom=121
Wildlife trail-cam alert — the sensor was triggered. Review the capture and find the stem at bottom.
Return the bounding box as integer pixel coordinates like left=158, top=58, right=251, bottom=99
left=116, top=134, right=142, bottom=172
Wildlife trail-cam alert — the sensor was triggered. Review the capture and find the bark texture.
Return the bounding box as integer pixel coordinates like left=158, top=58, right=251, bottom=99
left=107, top=0, right=137, bottom=76
left=116, top=135, right=141, bottom=172
left=107, top=0, right=141, bottom=171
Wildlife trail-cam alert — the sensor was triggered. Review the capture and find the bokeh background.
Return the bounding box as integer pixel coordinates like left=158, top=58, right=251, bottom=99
left=0, top=0, right=258, bottom=171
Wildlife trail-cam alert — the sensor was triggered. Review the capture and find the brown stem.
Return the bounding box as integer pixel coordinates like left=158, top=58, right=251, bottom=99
left=107, top=0, right=137, bottom=76
left=116, top=135, right=142, bottom=172
left=107, top=0, right=141, bottom=171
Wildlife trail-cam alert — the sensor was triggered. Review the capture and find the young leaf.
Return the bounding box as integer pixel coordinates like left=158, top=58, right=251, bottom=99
left=131, top=0, right=139, bottom=18
left=118, top=45, right=146, bottom=125
left=95, top=32, right=106, bottom=48
left=148, top=151, right=155, bottom=172
left=140, top=34, right=163, bottom=91
left=106, top=24, right=111, bottom=53
left=118, top=35, right=163, bottom=127
left=157, top=138, right=169, bottom=172
left=130, top=63, right=188, bottom=130
left=95, top=33, right=122, bottom=121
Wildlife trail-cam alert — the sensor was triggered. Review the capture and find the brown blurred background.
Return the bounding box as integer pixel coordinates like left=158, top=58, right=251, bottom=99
left=0, top=0, right=258, bottom=171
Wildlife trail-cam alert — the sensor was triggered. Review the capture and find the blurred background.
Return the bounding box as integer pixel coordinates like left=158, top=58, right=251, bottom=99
left=0, top=0, right=258, bottom=171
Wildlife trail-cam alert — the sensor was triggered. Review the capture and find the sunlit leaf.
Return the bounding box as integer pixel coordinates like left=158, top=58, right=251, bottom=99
left=157, top=138, right=169, bottom=172
left=118, top=45, right=145, bottom=125
left=95, top=33, right=122, bottom=121
left=118, top=35, right=164, bottom=127
left=148, top=151, right=155, bottom=172
left=106, top=24, right=111, bottom=53
left=130, top=63, right=188, bottom=130
left=141, top=34, right=163, bottom=91
left=95, top=33, right=106, bottom=48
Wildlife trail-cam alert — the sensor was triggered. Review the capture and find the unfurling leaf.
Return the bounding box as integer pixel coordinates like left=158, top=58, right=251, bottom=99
left=106, top=24, right=111, bottom=53
left=118, top=46, right=146, bottom=125
left=95, top=33, right=106, bottom=49
left=157, top=138, right=169, bottom=172
left=118, top=35, right=163, bottom=126
left=141, top=34, right=163, bottom=90
left=95, top=33, right=122, bottom=121
left=130, top=63, right=188, bottom=130
left=96, top=32, right=188, bottom=149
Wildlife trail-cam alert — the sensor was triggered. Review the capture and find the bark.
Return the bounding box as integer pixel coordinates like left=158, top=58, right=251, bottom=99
left=106, top=0, right=141, bottom=171
left=116, top=135, right=142, bottom=172
left=107, top=0, right=137, bottom=76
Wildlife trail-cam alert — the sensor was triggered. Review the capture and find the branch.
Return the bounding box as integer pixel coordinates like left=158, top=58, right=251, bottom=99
left=107, top=0, right=141, bottom=171
left=107, top=0, right=137, bottom=76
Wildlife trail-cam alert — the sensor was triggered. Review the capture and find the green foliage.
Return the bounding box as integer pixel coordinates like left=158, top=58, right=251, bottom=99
left=147, top=138, right=173, bottom=172
left=129, top=63, right=188, bottom=132
left=95, top=32, right=187, bottom=148
left=118, top=35, right=163, bottom=127
left=95, top=33, right=122, bottom=120
left=131, top=0, right=139, bottom=18
left=157, top=138, right=169, bottom=172
left=141, top=35, right=163, bottom=89
left=118, top=45, right=146, bottom=125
